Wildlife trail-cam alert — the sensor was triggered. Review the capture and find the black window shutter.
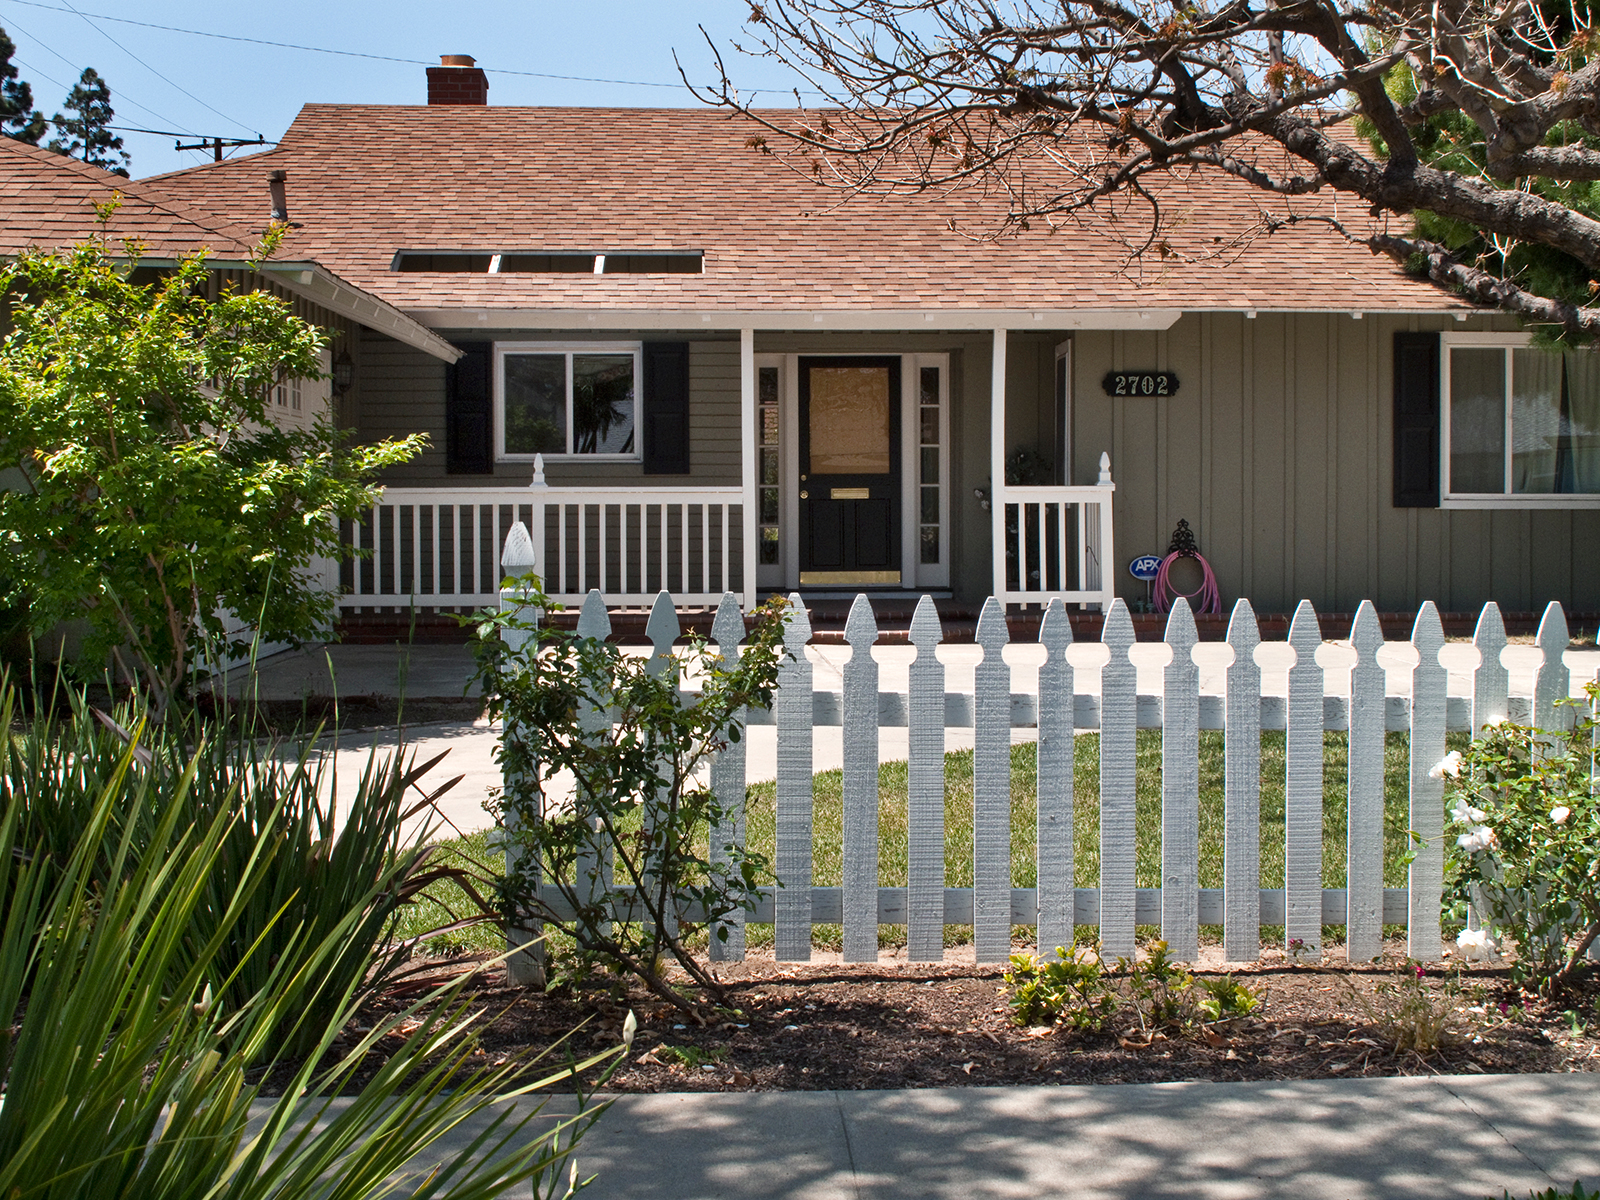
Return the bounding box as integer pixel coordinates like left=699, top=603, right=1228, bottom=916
left=1393, top=331, right=1440, bottom=507
left=643, top=341, right=690, bottom=475
left=445, top=342, right=493, bottom=475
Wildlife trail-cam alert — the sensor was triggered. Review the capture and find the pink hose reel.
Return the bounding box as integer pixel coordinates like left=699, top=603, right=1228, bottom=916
left=1153, top=519, right=1221, bottom=615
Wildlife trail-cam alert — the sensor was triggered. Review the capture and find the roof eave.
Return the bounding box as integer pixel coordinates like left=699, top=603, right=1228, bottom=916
left=125, top=257, right=463, bottom=362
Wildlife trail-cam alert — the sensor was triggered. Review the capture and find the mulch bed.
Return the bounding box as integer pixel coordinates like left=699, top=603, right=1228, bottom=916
left=303, top=940, right=1599, bottom=1096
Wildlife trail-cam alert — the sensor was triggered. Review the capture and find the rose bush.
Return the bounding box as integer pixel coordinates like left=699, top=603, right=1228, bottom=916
left=1443, top=685, right=1599, bottom=993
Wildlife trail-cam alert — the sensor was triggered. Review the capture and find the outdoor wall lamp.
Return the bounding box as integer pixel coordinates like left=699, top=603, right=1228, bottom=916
left=331, top=349, right=355, bottom=397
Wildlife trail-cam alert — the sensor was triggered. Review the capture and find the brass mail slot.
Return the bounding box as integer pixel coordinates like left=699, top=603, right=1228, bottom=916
left=829, top=487, right=870, bottom=500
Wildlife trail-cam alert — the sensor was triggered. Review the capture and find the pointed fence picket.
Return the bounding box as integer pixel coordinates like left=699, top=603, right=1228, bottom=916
left=1098, top=601, right=1138, bottom=959
left=1223, top=600, right=1262, bottom=961
left=708, top=593, right=748, bottom=962
left=1284, top=600, right=1324, bottom=958
left=842, top=596, right=881, bottom=962
left=774, top=592, right=814, bottom=962
left=1346, top=601, right=1387, bottom=962
left=493, top=537, right=1589, bottom=968
left=906, top=596, right=946, bottom=961
left=1160, top=599, right=1200, bottom=961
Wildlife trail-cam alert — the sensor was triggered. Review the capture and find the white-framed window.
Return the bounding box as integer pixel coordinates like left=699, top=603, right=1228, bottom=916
left=494, top=341, right=641, bottom=460
left=1442, top=332, right=1600, bottom=506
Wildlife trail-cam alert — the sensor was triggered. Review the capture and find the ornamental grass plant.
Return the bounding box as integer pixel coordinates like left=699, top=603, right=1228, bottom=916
left=3, top=681, right=490, bottom=1059
left=0, top=682, right=619, bottom=1200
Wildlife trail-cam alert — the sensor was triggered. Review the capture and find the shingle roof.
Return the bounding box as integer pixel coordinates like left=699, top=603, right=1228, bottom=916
left=0, top=135, right=259, bottom=259
left=145, top=105, right=1467, bottom=314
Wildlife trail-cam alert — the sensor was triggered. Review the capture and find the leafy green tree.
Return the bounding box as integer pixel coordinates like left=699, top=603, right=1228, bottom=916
left=49, top=66, right=127, bottom=176
left=0, top=27, right=45, bottom=144
left=0, top=216, right=423, bottom=716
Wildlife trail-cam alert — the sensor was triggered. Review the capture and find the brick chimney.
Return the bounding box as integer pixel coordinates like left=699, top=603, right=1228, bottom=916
left=427, top=54, right=488, bottom=105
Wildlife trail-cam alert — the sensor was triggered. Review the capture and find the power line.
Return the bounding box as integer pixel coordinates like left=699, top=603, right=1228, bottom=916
left=53, top=0, right=255, bottom=135
left=0, top=0, right=825, bottom=94
left=1, top=9, right=198, bottom=134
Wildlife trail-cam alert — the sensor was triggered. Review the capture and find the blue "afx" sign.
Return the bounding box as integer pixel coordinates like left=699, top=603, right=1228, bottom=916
left=1128, top=555, right=1163, bottom=581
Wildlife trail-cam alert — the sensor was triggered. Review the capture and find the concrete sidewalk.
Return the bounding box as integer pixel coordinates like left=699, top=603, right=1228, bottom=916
left=418, top=1073, right=1600, bottom=1200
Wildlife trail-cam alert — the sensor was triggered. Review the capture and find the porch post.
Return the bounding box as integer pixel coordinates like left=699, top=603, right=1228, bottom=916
left=740, top=328, right=758, bottom=608
left=990, top=327, right=1007, bottom=602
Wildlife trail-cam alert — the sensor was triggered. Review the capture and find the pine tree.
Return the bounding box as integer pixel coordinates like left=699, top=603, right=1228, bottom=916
left=0, top=27, right=45, bottom=145
left=50, top=67, right=128, bottom=176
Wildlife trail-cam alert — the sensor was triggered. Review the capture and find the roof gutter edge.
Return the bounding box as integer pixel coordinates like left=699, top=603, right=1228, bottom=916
left=120, top=257, right=463, bottom=362
left=408, top=308, right=1188, bottom=332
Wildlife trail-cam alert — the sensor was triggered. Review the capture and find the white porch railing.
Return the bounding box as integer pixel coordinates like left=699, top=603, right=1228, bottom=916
left=997, top=452, right=1116, bottom=610
left=341, top=486, right=746, bottom=610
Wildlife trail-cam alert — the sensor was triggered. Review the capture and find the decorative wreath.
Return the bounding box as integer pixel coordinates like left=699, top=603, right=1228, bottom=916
left=1153, top=519, right=1222, bottom=615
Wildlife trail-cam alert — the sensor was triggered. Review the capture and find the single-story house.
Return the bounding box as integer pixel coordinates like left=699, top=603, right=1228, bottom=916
left=71, top=59, right=1600, bottom=618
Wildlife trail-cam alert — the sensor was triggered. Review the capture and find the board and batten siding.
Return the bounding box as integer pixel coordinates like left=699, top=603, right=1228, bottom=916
left=1068, top=312, right=1600, bottom=614
left=355, top=328, right=742, bottom=489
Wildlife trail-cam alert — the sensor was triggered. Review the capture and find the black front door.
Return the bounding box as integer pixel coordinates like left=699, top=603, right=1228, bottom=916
left=798, top=356, right=901, bottom=586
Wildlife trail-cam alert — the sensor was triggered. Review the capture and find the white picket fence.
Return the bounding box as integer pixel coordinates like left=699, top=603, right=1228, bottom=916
left=504, top=584, right=1583, bottom=969
left=341, top=486, right=746, bottom=611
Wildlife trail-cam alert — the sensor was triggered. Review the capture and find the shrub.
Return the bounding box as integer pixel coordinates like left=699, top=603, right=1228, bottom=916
left=1346, top=960, right=1461, bottom=1053
left=473, top=581, right=788, bottom=1017
left=1004, top=941, right=1261, bottom=1035
left=1006, top=944, right=1117, bottom=1030
left=1441, top=687, right=1599, bottom=993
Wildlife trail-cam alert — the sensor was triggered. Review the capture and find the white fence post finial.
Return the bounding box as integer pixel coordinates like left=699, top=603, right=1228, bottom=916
left=529, top=452, right=548, bottom=489
left=1098, top=451, right=1113, bottom=486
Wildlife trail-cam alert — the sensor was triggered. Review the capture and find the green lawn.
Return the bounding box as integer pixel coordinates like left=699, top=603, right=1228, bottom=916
left=400, top=730, right=1443, bottom=955
left=742, top=730, right=1432, bottom=950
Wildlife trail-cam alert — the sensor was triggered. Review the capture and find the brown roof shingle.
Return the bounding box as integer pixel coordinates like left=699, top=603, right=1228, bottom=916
left=145, top=105, right=1467, bottom=315
left=0, top=136, right=260, bottom=260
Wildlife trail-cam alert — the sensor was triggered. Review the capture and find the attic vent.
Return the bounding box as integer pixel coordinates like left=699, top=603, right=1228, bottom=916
left=392, top=251, right=703, bottom=274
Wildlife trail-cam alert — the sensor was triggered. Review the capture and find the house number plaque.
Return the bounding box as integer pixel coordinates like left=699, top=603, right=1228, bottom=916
left=1102, top=371, right=1179, bottom=397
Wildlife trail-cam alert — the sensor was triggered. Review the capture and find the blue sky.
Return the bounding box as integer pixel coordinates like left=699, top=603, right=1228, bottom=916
left=0, top=0, right=816, bottom=178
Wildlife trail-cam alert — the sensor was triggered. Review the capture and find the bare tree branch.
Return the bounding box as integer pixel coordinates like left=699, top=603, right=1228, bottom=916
left=698, top=0, right=1600, bottom=330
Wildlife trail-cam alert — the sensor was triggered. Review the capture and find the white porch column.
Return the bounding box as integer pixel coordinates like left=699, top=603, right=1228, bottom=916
left=990, top=327, right=1007, bottom=602
left=740, top=328, right=758, bottom=608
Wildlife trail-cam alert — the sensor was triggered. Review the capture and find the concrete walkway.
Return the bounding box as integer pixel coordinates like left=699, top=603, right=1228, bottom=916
left=236, top=641, right=1600, bottom=841
left=389, top=1072, right=1600, bottom=1199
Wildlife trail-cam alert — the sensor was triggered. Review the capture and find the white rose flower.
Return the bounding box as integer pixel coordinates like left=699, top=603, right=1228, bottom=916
left=1429, top=750, right=1463, bottom=780
left=1456, top=928, right=1493, bottom=961
left=1551, top=806, right=1571, bottom=826
left=1450, top=802, right=1488, bottom=825
left=1456, top=826, right=1497, bottom=853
